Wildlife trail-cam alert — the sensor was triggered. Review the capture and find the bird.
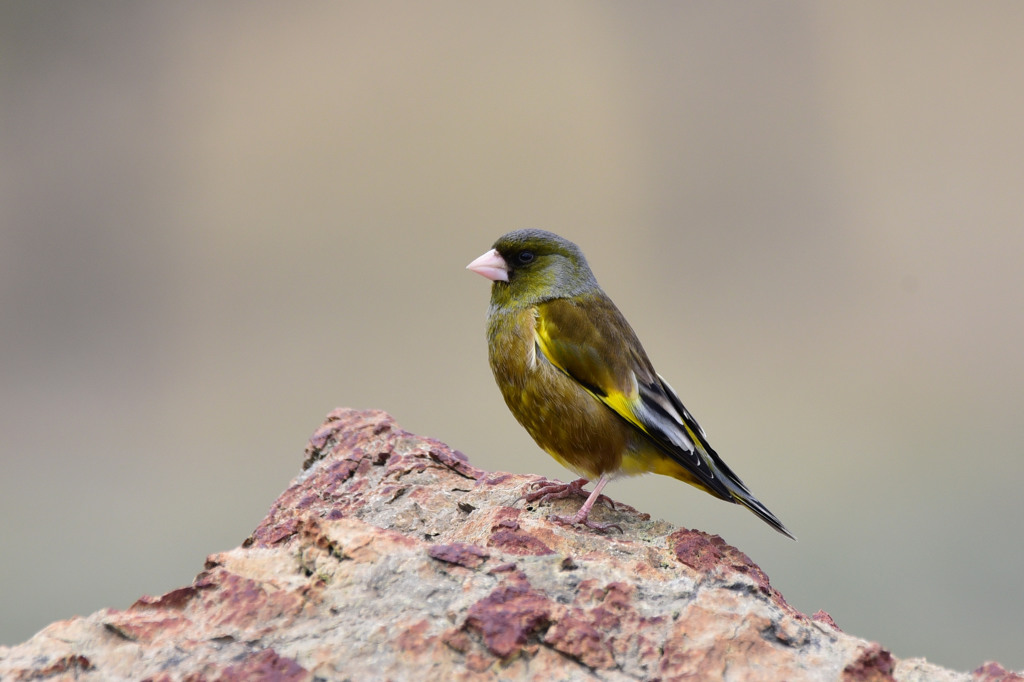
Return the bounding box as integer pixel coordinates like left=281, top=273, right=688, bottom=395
left=466, top=229, right=795, bottom=539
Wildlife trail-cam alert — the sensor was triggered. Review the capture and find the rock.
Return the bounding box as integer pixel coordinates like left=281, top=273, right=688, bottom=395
left=0, top=408, right=1017, bottom=681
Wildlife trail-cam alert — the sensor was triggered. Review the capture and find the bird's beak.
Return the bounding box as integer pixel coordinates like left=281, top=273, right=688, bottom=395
left=466, top=248, right=509, bottom=282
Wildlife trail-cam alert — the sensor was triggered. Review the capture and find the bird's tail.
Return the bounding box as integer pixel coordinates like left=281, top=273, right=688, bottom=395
left=703, top=447, right=796, bottom=540
left=728, top=487, right=796, bottom=540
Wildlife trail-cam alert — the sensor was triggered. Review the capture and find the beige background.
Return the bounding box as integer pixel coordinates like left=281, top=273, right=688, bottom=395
left=2, top=2, right=1022, bottom=672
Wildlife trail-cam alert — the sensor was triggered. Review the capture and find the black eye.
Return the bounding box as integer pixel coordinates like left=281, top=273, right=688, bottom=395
left=516, top=250, right=535, bottom=265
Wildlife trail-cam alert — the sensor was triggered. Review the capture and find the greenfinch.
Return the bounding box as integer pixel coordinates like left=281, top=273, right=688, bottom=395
left=467, top=229, right=794, bottom=538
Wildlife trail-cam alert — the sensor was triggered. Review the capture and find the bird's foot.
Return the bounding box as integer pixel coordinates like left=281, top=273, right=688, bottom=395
left=548, top=511, right=623, bottom=534
left=522, top=477, right=617, bottom=510
left=522, top=477, right=588, bottom=503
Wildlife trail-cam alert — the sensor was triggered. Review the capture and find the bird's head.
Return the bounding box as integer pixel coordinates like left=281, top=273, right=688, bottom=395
left=466, top=229, right=599, bottom=307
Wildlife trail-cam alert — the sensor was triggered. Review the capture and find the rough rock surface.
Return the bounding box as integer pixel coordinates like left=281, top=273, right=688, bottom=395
left=1, top=408, right=1019, bottom=681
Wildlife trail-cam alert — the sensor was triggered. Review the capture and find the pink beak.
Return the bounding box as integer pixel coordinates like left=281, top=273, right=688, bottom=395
left=466, top=248, right=509, bottom=282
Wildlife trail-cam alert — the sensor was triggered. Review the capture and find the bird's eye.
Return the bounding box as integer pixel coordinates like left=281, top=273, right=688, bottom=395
left=516, top=251, right=535, bottom=265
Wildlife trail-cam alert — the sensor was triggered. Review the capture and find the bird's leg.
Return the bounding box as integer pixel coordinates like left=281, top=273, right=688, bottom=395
left=522, top=477, right=589, bottom=503
left=522, top=477, right=618, bottom=510
left=548, top=475, right=622, bottom=533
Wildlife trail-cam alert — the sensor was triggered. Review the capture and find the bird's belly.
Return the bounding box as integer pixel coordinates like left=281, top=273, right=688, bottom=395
left=487, top=311, right=626, bottom=480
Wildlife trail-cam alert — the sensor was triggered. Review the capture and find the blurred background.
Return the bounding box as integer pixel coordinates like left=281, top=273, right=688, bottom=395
left=2, top=2, right=1022, bottom=672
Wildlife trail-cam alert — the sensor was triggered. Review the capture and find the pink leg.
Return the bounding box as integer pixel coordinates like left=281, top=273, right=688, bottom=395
left=522, top=477, right=590, bottom=504
left=547, top=475, right=622, bottom=533
left=522, top=477, right=618, bottom=511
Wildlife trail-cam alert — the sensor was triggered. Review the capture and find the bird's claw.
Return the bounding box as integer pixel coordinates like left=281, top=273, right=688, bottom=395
left=521, top=477, right=623, bottom=532
left=521, top=478, right=617, bottom=510
left=522, top=477, right=587, bottom=503
left=548, top=513, right=623, bottom=534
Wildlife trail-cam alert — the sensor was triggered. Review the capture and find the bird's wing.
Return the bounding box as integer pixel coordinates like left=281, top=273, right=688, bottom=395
left=534, top=297, right=733, bottom=499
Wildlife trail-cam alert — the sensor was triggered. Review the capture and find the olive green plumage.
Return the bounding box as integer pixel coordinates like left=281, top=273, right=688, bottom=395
left=467, top=229, right=794, bottom=539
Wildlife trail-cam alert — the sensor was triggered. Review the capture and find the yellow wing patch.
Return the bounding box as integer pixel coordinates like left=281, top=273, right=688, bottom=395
left=599, top=390, right=646, bottom=432
left=532, top=312, right=648, bottom=433
left=532, top=298, right=701, bottom=467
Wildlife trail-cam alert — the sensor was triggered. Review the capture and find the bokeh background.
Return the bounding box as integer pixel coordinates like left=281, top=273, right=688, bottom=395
left=2, top=2, right=1022, bottom=672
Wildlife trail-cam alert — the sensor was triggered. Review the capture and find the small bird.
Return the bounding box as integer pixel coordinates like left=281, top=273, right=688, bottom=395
left=467, top=229, right=794, bottom=539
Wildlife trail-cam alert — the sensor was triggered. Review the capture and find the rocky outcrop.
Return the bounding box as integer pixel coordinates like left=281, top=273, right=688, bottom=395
left=0, top=408, right=1018, bottom=681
